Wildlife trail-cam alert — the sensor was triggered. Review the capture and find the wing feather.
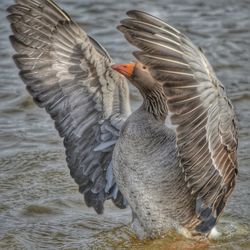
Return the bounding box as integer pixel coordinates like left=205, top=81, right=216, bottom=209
left=8, top=0, right=131, bottom=213
left=119, top=10, right=238, bottom=232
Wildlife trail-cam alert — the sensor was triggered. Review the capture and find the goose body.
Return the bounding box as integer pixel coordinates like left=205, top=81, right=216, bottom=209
left=7, top=0, right=238, bottom=239
left=113, top=109, right=196, bottom=238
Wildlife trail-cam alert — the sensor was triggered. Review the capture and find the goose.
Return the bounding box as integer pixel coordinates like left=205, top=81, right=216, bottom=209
left=7, top=0, right=238, bottom=239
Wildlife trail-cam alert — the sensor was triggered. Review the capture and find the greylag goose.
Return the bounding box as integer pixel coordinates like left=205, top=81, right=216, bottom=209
left=7, top=0, right=238, bottom=239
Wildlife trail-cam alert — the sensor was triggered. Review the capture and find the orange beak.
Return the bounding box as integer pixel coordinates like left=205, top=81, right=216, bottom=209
left=111, top=63, right=135, bottom=78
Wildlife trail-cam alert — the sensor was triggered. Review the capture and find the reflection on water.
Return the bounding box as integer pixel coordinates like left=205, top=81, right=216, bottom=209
left=0, top=0, right=250, bottom=249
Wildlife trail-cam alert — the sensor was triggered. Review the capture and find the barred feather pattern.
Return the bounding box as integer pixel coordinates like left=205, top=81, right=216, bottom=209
left=118, top=10, right=238, bottom=233
left=7, top=0, right=131, bottom=213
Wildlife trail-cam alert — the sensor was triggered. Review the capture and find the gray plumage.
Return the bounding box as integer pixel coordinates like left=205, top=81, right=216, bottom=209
left=117, top=10, right=238, bottom=236
left=7, top=0, right=130, bottom=214
left=8, top=1, right=238, bottom=239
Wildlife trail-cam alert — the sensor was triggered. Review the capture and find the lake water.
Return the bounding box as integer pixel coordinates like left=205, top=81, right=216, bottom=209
left=0, top=0, right=250, bottom=249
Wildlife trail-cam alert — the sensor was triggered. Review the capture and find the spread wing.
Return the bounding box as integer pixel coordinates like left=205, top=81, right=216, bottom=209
left=7, top=0, right=131, bottom=214
left=118, top=10, right=238, bottom=232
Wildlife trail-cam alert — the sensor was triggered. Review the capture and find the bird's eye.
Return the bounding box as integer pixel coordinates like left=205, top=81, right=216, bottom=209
left=142, top=65, right=147, bottom=70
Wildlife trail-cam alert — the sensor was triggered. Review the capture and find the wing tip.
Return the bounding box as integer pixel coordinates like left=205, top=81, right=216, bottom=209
left=84, top=190, right=105, bottom=214
left=126, top=10, right=140, bottom=17
left=126, top=10, right=151, bottom=19
left=195, top=217, right=217, bottom=234
left=6, top=4, right=16, bottom=14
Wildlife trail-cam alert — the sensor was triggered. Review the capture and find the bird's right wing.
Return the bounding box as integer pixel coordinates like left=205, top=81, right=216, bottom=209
left=118, top=10, right=238, bottom=232
left=7, top=0, right=131, bottom=213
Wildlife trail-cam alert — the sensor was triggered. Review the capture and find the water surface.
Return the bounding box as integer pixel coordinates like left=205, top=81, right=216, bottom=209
left=0, top=0, right=250, bottom=249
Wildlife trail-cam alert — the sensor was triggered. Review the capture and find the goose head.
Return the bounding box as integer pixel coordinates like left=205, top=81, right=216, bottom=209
left=112, top=61, right=168, bottom=119
left=112, top=61, right=157, bottom=93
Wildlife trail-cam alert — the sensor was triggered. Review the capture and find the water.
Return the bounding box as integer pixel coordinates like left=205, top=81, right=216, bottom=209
left=0, top=0, right=250, bottom=249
